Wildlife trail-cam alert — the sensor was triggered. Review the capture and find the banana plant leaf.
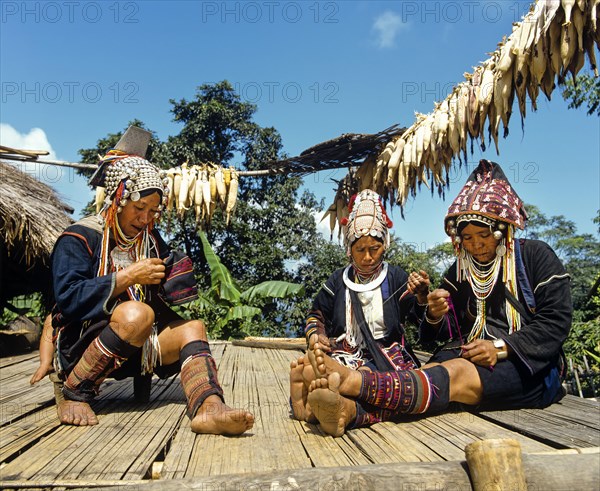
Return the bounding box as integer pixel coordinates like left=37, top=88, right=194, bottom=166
left=223, top=305, right=263, bottom=323
left=188, top=293, right=214, bottom=312
left=241, top=281, right=305, bottom=304
left=199, top=230, right=241, bottom=303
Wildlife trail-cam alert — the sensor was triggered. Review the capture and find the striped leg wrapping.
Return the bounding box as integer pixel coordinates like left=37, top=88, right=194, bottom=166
left=63, top=337, right=127, bottom=402
left=180, top=353, right=224, bottom=419
left=351, top=401, right=395, bottom=428
left=358, top=369, right=433, bottom=414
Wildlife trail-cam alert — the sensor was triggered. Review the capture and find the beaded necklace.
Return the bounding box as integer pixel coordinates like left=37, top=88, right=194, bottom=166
left=457, top=232, right=521, bottom=340
left=461, top=252, right=502, bottom=341
left=97, top=196, right=157, bottom=302
left=352, top=261, right=384, bottom=284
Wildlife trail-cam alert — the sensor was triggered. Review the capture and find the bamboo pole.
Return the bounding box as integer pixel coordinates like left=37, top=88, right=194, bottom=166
left=0, top=156, right=97, bottom=170
left=570, top=357, right=584, bottom=397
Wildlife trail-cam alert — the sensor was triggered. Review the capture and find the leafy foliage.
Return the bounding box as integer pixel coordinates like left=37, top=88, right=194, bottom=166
left=523, top=205, right=600, bottom=311
left=179, top=231, right=304, bottom=339
left=561, top=70, right=600, bottom=117
left=0, top=293, right=46, bottom=325
left=563, top=318, right=600, bottom=397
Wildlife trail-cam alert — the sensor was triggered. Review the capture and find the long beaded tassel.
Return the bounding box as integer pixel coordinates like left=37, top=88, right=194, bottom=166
left=141, top=323, right=161, bottom=375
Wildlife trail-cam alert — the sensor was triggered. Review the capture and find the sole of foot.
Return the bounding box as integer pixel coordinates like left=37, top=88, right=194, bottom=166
left=307, top=372, right=354, bottom=437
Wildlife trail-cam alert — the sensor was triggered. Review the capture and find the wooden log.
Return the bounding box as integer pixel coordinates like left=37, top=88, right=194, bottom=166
left=3, top=450, right=592, bottom=491
left=465, top=438, right=527, bottom=491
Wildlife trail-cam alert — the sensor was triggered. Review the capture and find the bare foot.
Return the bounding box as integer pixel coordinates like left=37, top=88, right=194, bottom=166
left=289, top=357, right=317, bottom=423
left=191, top=395, right=254, bottom=436
left=57, top=400, right=99, bottom=426
left=307, top=372, right=356, bottom=437
left=309, top=342, right=362, bottom=398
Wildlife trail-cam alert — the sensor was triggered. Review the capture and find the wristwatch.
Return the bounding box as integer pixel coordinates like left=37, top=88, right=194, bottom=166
left=493, top=339, right=508, bottom=361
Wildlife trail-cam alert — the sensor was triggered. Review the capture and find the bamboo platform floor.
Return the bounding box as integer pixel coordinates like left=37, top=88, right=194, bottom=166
left=0, top=343, right=598, bottom=490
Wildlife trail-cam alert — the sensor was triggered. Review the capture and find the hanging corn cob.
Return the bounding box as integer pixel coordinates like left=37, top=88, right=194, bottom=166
left=350, top=0, right=599, bottom=212
left=95, top=186, right=106, bottom=214
left=320, top=170, right=359, bottom=240
left=163, top=162, right=243, bottom=228
left=225, top=168, right=238, bottom=226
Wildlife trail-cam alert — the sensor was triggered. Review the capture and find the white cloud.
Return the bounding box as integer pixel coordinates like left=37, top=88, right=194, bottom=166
left=0, top=124, right=57, bottom=160
left=0, top=123, right=92, bottom=216
left=372, top=11, right=405, bottom=49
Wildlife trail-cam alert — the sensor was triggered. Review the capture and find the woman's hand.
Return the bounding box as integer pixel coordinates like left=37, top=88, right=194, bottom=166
left=408, top=270, right=430, bottom=304
left=114, top=258, right=166, bottom=297
left=461, top=339, right=500, bottom=367
left=125, top=258, right=166, bottom=286
left=315, top=333, right=332, bottom=352
left=426, top=289, right=450, bottom=321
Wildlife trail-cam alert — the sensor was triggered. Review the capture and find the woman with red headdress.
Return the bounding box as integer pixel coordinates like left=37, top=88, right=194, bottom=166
left=49, top=127, right=254, bottom=435
left=289, top=189, right=430, bottom=425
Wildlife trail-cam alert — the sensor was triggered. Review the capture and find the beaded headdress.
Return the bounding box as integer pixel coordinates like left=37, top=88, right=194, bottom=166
left=89, top=126, right=169, bottom=214
left=340, top=189, right=393, bottom=252
left=445, top=160, right=526, bottom=340
left=444, top=159, right=527, bottom=240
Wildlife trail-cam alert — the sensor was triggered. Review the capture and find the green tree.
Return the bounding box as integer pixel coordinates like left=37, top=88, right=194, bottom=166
left=165, top=82, right=329, bottom=336
left=562, top=70, right=600, bottom=117
left=75, top=82, right=330, bottom=338
left=289, top=234, right=348, bottom=337
left=523, top=205, right=600, bottom=311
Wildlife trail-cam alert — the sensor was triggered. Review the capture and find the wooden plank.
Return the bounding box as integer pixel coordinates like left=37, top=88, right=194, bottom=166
left=0, top=406, right=59, bottom=462
left=183, top=345, right=312, bottom=477
left=1, top=345, right=598, bottom=490
left=0, top=352, right=37, bottom=369
left=368, top=422, right=445, bottom=462
left=478, top=396, right=600, bottom=448
left=0, top=362, right=55, bottom=424
left=232, top=339, right=305, bottom=350
left=0, top=377, right=186, bottom=482
left=160, top=417, right=196, bottom=480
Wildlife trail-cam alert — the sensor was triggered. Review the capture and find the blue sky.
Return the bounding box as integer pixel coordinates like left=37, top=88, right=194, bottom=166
left=1, top=0, right=599, bottom=250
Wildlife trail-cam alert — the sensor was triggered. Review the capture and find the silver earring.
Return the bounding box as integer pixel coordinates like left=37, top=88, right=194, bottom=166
left=496, top=244, right=507, bottom=256
left=493, top=230, right=503, bottom=240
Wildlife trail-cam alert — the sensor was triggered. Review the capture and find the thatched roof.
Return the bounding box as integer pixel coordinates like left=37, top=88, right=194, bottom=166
left=0, top=161, right=73, bottom=303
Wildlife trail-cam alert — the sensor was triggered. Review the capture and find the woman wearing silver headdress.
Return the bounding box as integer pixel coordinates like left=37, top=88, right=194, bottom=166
left=49, top=127, right=253, bottom=435
left=290, top=189, right=430, bottom=425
